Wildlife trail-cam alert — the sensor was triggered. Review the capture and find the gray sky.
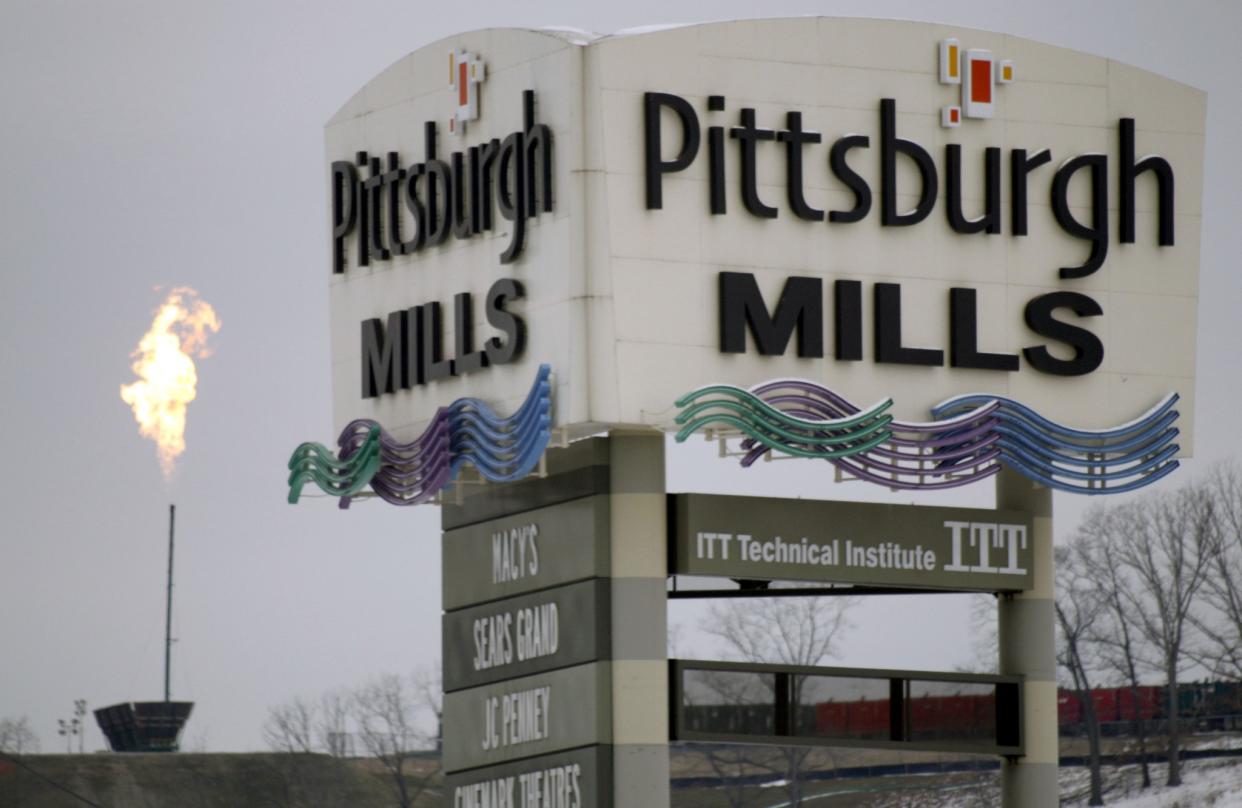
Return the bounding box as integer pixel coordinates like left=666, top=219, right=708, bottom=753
left=2, top=0, right=1238, bottom=753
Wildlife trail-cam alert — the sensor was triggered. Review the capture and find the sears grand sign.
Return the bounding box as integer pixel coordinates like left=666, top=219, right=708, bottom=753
left=326, top=19, right=1203, bottom=452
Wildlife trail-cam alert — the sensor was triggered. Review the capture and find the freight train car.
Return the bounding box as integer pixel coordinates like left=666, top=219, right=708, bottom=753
left=1058, top=682, right=1242, bottom=736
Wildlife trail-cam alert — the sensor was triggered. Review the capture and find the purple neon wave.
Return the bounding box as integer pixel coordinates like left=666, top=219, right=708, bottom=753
left=335, top=411, right=453, bottom=508
left=736, top=380, right=1002, bottom=490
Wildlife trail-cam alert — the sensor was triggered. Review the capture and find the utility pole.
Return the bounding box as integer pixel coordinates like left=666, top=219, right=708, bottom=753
left=73, top=700, right=86, bottom=753
left=56, top=716, right=79, bottom=754
left=165, top=504, right=175, bottom=703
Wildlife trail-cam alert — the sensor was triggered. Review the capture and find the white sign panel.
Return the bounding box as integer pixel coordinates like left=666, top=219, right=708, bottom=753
left=326, top=18, right=1204, bottom=454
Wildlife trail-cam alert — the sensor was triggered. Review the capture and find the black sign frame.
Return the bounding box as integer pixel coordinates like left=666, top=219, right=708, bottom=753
left=670, top=659, right=1023, bottom=757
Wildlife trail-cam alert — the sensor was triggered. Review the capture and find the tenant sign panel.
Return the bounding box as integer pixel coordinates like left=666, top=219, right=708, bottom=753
left=670, top=493, right=1034, bottom=591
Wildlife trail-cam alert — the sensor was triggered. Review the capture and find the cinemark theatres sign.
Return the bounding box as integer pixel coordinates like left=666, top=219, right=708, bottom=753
left=324, top=19, right=1203, bottom=453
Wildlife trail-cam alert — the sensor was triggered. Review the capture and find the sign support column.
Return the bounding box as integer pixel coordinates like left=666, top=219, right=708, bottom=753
left=439, top=434, right=669, bottom=808
left=607, top=432, right=670, bottom=808
left=997, top=469, right=1056, bottom=807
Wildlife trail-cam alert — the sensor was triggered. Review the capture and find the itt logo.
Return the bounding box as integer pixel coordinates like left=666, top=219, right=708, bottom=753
left=449, top=48, right=486, bottom=134
left=938, top=38, right=1013, bottom=127
left=942, top=521, right=1029, bottom=576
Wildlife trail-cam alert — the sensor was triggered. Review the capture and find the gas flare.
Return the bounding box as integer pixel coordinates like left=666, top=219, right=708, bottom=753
left=120, top=288, right=220, bottom=479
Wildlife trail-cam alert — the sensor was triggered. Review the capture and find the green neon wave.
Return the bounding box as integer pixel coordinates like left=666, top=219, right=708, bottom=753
left=286, top=425, right=383, bottom=504
left=676, top=394, right=892, bottom=434
left=674, top=386, right=894, bottom=459
left=675, top=403, right=891, bottom=446
left=677, top=413, right=893, bottom=459
left=676, top=385, right=888, bottom=429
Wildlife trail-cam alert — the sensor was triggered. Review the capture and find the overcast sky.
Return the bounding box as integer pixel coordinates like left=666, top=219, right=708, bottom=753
left=2, top=0, right=1238, bottom=753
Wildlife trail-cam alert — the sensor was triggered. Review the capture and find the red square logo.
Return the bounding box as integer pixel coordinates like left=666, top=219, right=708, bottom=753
left=971, top=59, right=992, bottom=104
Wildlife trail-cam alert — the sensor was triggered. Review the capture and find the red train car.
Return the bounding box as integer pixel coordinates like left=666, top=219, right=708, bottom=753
left=1058, top=688, right=1120, bottom=724
left=909, top=694, right=994, bottom=740
left=1058, top=691, right=1081, bottom=726
left=814, top=698, right=888, bottom=738
left=1118, top=686, right=1161, bottom=721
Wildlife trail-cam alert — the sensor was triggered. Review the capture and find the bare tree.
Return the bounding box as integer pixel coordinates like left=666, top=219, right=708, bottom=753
left=699, top=592, right=855, bottom=807
left=263, top=696, right=317, bottom=753
left=1194, top=462, right=1242, bottom=679
left=0, top=716, right=40, bottom=754
left=317, top=688, right=353, bottom=757
left=1055, top=543, right=1106, bottom=806
left=1108, top=487, right=1217, bottom=787
left=410, top=664, right=443, bottom=753
left=705, top=594, right=853, bottom=669
left=955, top=593, right=998, bottom=674
left=1079, top=507, right=1155, bottom=789
left=353, top=673, right=440, bottom=808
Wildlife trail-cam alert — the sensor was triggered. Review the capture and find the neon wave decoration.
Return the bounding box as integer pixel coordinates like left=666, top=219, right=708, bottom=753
left=677, top=379, right=1180, bottom=495
left=287, top=364, right=552, bottom=507
left=741, top=380, right=1003, bottom=490
left=933, top=392, right=1180, bottom=495
left=333, top=413, right=452, bottom=508
left=674, top=384, right=895, bottom=461
left=287, top=425, right=384, bottom=503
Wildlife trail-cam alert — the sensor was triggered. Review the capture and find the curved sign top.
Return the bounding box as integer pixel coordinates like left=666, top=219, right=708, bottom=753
left=324, top=18, right=1204, bottom=457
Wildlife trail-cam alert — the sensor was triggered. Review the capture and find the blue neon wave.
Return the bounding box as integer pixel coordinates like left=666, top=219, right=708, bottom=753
left=933, top=393, right=1180, bottom=495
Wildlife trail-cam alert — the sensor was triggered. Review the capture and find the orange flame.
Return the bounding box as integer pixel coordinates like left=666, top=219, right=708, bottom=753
left=120, top=288, right=221, bottom=479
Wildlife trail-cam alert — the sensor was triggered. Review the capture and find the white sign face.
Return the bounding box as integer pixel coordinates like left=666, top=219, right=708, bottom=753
left=326, top=29, right=588, bottom=441
left=326, top=18, right=1203, bottom=453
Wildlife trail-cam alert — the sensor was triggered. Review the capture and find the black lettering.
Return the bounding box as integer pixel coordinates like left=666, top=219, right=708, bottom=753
left=451, top=150, right=478, bottom=239
left=1010, top=148, right=1051, bottom=236
left=643, top=92, right=700, bottom=210
left=478, top=140, right=504, bottom=236
left=496, top=131, right=526, bottom=264
left=880, top=99, right=937, bottom=226
left=364, top=155, right=391, bottom=261
left=454, top=292, right=489, bottom=374
left=355, top=151, right=370, bottom=267
left=420, top=301, right=455, bottom=381
left=1119, top=118, right=1174, bottom=246
left=874, top=283, right=943, bottom=366
left=361, top=311, right=409, bottom=397
left=778, top=111, right=824, bottom=221
left=382, top=152, right=411, bottom=256
left=331, top=161, right=358, bottom=274
left=406, top=305, right=425, bottom=386
left=828, top=135, right=871, bottom=223
left=423, top=122, right=452, bottom=247
left=945, top=145, right=1001, bottom=234
left=834, top=279, right=863, bottom=361
left=1051, top=154, right=1108, bottom=279
left=1022, top=291, right=1105, bottom=376
left=524, top=90, right=554, bottom=216
left=707, top=95, right=726, bottom=214
left=730, top=108, right=778, bottom=218
left=719, top=272, right=823, bottom=357
left=484, top=279, right=526, bottom=365
left=949, top=288, right=1018, bottom=370
left=400, top=164, right=427, bottom=254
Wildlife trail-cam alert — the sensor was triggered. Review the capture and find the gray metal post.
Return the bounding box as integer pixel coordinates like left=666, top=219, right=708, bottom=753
left=607, top=432, right=670, bottom=808
left=996, top=470, right=1057, bottom=807
left=165, top=503, right=176, bottom=703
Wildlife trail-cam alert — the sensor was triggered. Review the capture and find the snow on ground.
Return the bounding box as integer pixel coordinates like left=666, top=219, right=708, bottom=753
left=891, top=756, right=1242, bottom=807
left=1059, top=758, right=1242, bottom=807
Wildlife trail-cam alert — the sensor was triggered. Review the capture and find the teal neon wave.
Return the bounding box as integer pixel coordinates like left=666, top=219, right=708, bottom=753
left=674, top=384, right=894, bottom=460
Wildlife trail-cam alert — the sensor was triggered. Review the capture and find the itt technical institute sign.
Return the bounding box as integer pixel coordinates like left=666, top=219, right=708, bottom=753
left=325, top=18, right=1203, bottom=459
left=670, top=494, right=1035, bottom=592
